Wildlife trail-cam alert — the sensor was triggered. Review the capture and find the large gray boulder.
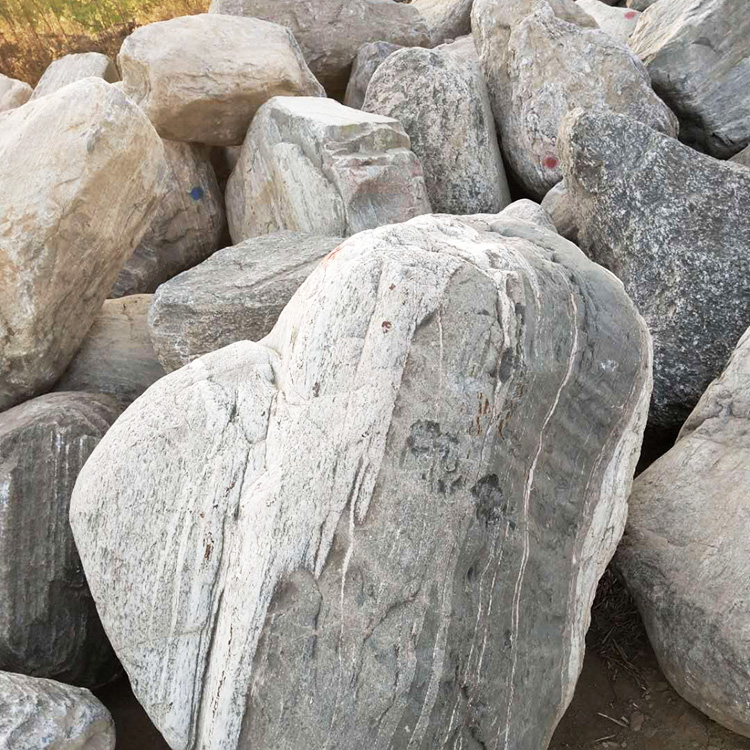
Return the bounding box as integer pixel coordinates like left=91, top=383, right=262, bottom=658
left=731, top=145, right=750, bottom=168
left=30, top=53, right=119, bottom=100
left=71, top=214, right=651, bottom=750
left=559, top=108, right=750, bottom=429
left=0, top=393, right=121, bottom=687
left=149, top=232, right=342, bottom=372
left=0, top=671, right=114, bottom=750
left=629, top=0, right=750, bottom=158
left=343, top=41, right=402, bottom=110
left=208, top=0, right=430, bottom=96
left=472, top=0, right=677, bottom=198
left=0, top=77, right=166, bottom=413
left=617, top=324, right=750, bottom=738
left=576, top=0, right=640, bottom=43
left=111, top=140, right=226, bottom=297
left=0, top=73, right=31, bottom=113
left=363, top=47, right=510, bottom=215
left=118, top=14, right=325, bottom=146
left=226, top=96, right=431, bottom=241
left=411, top=0, right=474, bottom=45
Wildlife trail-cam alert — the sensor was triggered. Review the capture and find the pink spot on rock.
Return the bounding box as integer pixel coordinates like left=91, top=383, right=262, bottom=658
left=322, top=243, right=345, bottom=265
left=543, top=155, right=559, bottom=170
left=625, top=11, right=637, bottom=19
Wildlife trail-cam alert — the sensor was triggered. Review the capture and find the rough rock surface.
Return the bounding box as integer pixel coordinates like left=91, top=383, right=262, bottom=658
left=411, top=0, right=474, bottom=45
left=0, top=77, right=166, bottom=413
left=617, top=325, right=750, bottom=738
left=496, top=198, right=557, bottom=231
left=363, top=47, right=510, bottom=215
left=55, top=296, right=165, bottom=407
left=436, top=33, right=480, bottom=62
left=629, top=0, right=750, bottom=158
left=0, top=393, right=121, bottom=687
left=0, top=671, right=115, bottom=750
left=112, top=140, right=226, bottom=297
left=472, top=0, right=677, bottom=198
left=559, top=108, right=750, bottom=429
left=343, top=41, right=402, bottom=110
left=71, top=214, right=651, bottom=750
left=541, top=181, right=578, bottom=243
left=627, top=0, right=659, bottom=9
left=731, top=145, right=750, bottom=168
left=226, top=96, right=431, bottom=241
left=576, top=0, right=639, bottom=43
left=30, top=53, right=119, bottom=100
left=0, top=73, right=31, bottom=112
left=118, top=14, right=325, bottom=147
left=208, top=0, right=430, bottom=96
left=149, top=232, right=341, bottom=372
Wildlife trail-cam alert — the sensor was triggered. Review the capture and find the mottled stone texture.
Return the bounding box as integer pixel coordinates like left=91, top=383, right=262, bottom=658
left=559, top=109, right=750, bottom=429
left=629, top=0, right=750, bottom=158
left=0, top=671, right=115, bottom=750
left=226, top=96, right=431, bottom=242
left=30, top=53, right=119, bottom=100
left=363, top=47, right=510, bottom=214
left=343, top=41, right=402, bottom=110
left=0, top=78, right=166, bottom=413
left=118, top=14, right=324, bottom=146
left=0, top=73, right=31, bottom=112
left=71, top=214, right=651, bottom=750
left=149, top=232, right=342, bottom=372
left=411, top=0, right=474, bottom=45
left=111, top=140, right=226, bottom=297
left=0, top=393, right=121, bottom=687
left=618, top=325, right=750, bottom=738
left=576, top=0, right=639, bottom=43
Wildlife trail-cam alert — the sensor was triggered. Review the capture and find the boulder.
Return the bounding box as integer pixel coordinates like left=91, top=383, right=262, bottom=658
left=436, top=33, right=480, bottom=62
left=576, top=0, right=639, bottom=43
left=71, top=214, right=651, bottom=750
left=627, top=0, right=659, bottom=8
left=617, top=325, right=750, bottom=738
left=629, top=0, right=750, bottom=158
left=731, top=145, right=750, bottom=168
left=473, top=0, right=677, bottom=198
left=55, top=296, right=165, bottom=407
left=208, top=0, right=430, bottom=97
left=111, top=140, right=226, bottom=297
left=541, top=181, right=578, bottom=243
left=118, top=14, right=325, bottom=147
left=0, top=77, right=166, bottom=413
left=0, top=393, right=121, bottom=687
left=343, top=41, right=402, bottom=110
left=149, top=232, right=342, bottom=372
left=30, top=53, right=119, bottom=100
left=209, top=146, right=242, bottom=191
left=226, top=96, right=431, bottom=241
left=496, top=198, right=557, bottom=231
left=363, top=48, right=510, bottom=215
left=0, top=73, right=31, bottom=113
left=0, top=671, right=114, bottom=750
left=411, top=0, right=474, bottom=45
left=559, top=108, right=750, bottom=429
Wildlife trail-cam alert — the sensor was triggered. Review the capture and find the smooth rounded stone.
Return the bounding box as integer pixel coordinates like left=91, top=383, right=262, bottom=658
left=0, top=77, right=166, bottom=413
left=617, top=325, right=750, bottom=738
left=473, top=0, right=678, bottom=199
left=226, top=96, right=431, bottom=242
left=55, top=296, right=165, bottom=407
left=149, top=232, right=343, bottom=372
left=0, top=73, right=31, bottom=113
left=30, top=53, right=119, bottom=100
left=629, top=0, right=750, bottom=158
left=436, top=33, right=480, bottom=62
left=0, top=671, right=115, bottom=750
left=541, top=181, right=579, bottom=243
left=576, top=0, right=639, bottom=43
left=364, top=47, right=510, bottom=215
left=111, top=140, right=226, bottom=297
left=410, top=0, right=474, bottom=45
left=0, top=393, right=122, bottom=687
left=208, top=0, right=430, bottom=97
left=343, top=41, right=402, bottom=110
left=559, top=108, right=750, bottom=429
left=71, top=213, right=652, bottom=750
left=731, top=144, right=750, bottom=168
left=496, top=198, right=557, bottom=231
left=118, top=14, right=325, bottom=147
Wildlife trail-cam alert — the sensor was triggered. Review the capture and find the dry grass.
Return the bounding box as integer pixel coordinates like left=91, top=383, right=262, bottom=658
left=0, top=0, right=208, bottom=85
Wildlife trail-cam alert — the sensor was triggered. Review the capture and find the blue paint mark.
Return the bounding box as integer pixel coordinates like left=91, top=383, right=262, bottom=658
left=190, top=186, right=204, bottom=201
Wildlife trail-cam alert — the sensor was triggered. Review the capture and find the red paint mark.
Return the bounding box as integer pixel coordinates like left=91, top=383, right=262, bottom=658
left=312, top=382, right=320, bottom=397
left=389, top=283, right=396, bottom=291
left=543, top=155, right=559, bottom=170
left=382, top=320, right=392, bottom=333
left=625, top=11, right=637, bottom=18
left=322, top=243, right=345, bottom=265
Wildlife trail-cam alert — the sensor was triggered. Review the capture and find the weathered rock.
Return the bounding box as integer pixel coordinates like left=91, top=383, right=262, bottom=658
left=473, top=0, right=678, bottom=198
left=541, top=181, right=578, bottom=243
left=629, top=0, right=750, bottom=158
left=0, top=393, right=121, bottom=687
left=0, top=77, right=166, bottom=413
left=364, top=48, right=510, bottom=214
left=209, top=146, right=242, bottom=191
left=559, top=108, right=750, bottom=429
left=226, top=96, right=431, bottom=241
left=731, top=145, right=750, bottom=168
left=411, top=0, right=474, bottom=45
left=30, top=53, right=119, bottom=100
left=149, top=233, right=342, bottom=372
left=111, top=140, right=226, bottom=297
left=71, top=214, right=651, bottom=750
left=0, top=73, right=31, bottom=113
left=436, top=33, right=480, bottom=62
left=55, top=296, right=165, bottom=406
left=208, top=0, right=430, bottom=96
left=576, top=0, right=639, bottom=43
left=617, top=325, right=750, bottom=738
left=627, top=0, right=659, bottom=9
left=118, top=14, right=325, bottom=147
left=0, top=671, right=115, bottom=750
left=343, top=41, right=402, bottom=110
left=497, top=198, right=557, bottom=231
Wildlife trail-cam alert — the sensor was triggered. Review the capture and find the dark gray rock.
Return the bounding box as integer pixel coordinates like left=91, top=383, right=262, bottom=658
left=343, top=41, right=402, bottom=110
left=559, top=108, right=750, bottom=429
left=0, top=393, right=121, bottom=688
